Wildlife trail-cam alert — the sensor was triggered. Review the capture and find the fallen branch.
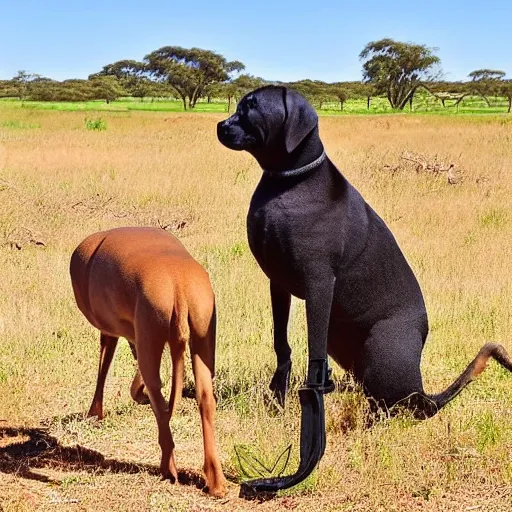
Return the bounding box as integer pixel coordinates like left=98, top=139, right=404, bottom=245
left=157, top=219, right=187, bottom=231
left=400, top=151, right=463, bottom=184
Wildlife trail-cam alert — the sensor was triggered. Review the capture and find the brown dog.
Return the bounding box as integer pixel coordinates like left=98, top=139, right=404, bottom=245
left=70, top=227, right=226, bottom=497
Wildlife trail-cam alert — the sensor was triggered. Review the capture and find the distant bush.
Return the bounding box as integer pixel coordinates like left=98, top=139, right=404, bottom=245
left=84, top=117, right=107, bottom=131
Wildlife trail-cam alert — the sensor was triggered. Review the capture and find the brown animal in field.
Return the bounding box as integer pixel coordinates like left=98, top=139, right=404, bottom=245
left=69, top=227, right=226, bottom=497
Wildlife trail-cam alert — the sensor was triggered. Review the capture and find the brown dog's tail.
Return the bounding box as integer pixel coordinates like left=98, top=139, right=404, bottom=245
left=168, top=298, right=191, bottom=419
left=426, top=343, right=512, bottom=413
left=168, top=349, right=185, bottom=419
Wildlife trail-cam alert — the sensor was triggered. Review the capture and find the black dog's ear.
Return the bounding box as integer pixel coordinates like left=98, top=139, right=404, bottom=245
left=283, top=88, right=318, bottom=153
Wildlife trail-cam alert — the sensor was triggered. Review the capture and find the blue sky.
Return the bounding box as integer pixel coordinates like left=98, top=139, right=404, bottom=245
left=1, top=0, right=510, bottom=82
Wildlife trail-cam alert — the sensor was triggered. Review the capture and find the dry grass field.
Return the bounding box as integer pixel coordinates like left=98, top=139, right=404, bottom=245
left=0, top=106, right=511, bottom=511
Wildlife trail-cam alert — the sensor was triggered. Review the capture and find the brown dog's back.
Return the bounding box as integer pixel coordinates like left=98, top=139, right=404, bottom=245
left=70, top=227, right=213, bottom=344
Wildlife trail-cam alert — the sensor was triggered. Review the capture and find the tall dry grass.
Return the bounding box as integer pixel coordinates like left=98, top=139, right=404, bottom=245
left=0, top=107, right=511, bottom=511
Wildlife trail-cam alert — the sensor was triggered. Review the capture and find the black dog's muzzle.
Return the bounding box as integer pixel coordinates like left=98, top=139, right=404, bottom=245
left=217, top=118, right=233, bottom=136
left=217, top=117, right=241, bottom=148
left=217, top=116, right=260, bottom=152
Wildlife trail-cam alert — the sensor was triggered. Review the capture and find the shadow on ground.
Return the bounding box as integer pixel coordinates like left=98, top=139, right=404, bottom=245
left=0, top=425, right=206, bottom=490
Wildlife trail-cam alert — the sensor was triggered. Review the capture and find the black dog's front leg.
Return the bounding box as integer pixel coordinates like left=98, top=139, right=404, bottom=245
left=239, top=276, right=336, bottom=494
left=284, top=273, right=335, bottom=487
left=304, top=274, right=335, bottom=389
left=269, top=281, right=292, bottom=406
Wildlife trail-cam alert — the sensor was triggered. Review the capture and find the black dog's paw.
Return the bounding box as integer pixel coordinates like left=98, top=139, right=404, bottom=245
left=269, top=361, right=292, bottom=407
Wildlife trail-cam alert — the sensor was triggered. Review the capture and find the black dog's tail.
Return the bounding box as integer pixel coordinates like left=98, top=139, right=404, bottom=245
left=423, top=343, right=512, bottom=415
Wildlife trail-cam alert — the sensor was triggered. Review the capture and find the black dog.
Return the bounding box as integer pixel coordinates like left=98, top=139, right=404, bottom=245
left=217, top=85, right=512, bottom=418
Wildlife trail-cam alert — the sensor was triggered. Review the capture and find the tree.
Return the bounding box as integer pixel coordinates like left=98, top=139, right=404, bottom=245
left=468, top=69, right=506, bottom=106
left=55, top=80, right=95, bottom=101
left=12, top=70, right=41, bottom=100
left=0, top=80, right=18, bottom=98
left=90, top=60, right=152, bottom=101
left=27, top=79, right=96, bottom=102
left=501, top=81, right=512, bottom=113
left=93, top=59, right=145, bottom=80
left=231, top=74, right=265, bottom=99
left=27, top=78, right=60, bottom=101
left=346, top=82, right=376, bottom=110
left=331, top=85, right=349, bottom=111
left=219, top=81, right=238, bottom=112
left=89, top=76, right=126, bottom=103
left=359, top=38, right=441, bottom=110
left=144, top=46, right=245, bottom=110
left=361, top=83, right=377, bottom=110
left=468, top=69, right=506, bottom=82
left=287, top=80, right=331, bottom=109
left=126, top=77, right=154, bottom=101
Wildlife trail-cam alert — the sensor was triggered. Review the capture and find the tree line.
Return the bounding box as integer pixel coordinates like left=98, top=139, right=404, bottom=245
left=1, top=40, right=511, bottom=113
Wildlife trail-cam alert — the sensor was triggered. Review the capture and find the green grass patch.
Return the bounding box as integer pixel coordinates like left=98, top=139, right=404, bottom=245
left=0, top=119, right=40, bottom=129
left=2, top=94, right=511, bottom=116
left=478, top=207, right=509, bottom=229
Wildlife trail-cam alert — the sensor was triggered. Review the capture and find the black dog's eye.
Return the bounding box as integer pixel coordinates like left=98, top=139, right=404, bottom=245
left=237, top=96, right=257, bottom=118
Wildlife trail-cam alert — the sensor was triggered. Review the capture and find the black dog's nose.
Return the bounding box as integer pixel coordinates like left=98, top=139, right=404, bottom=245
left=217, top=121, right=229, bottom=139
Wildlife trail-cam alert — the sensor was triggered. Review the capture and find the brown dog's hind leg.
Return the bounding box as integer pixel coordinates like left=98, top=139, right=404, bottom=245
left=135, top=322, right=178, bottom=482
left=128, top=343, right=150, bottom=405
left=130, top=369, right=150, bottom=405
left=87, top=334, right=118, bottom=420
left=190, top=315, right=227, bottom=497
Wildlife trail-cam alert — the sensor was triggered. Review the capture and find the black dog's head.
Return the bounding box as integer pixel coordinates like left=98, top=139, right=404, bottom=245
left=217, top=86, right=318, bottom=155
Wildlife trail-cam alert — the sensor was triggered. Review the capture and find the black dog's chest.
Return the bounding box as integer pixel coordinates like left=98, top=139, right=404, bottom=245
left=247, top=190, right=323, bottom=298
left=248, top=210, right=302, bottom=296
